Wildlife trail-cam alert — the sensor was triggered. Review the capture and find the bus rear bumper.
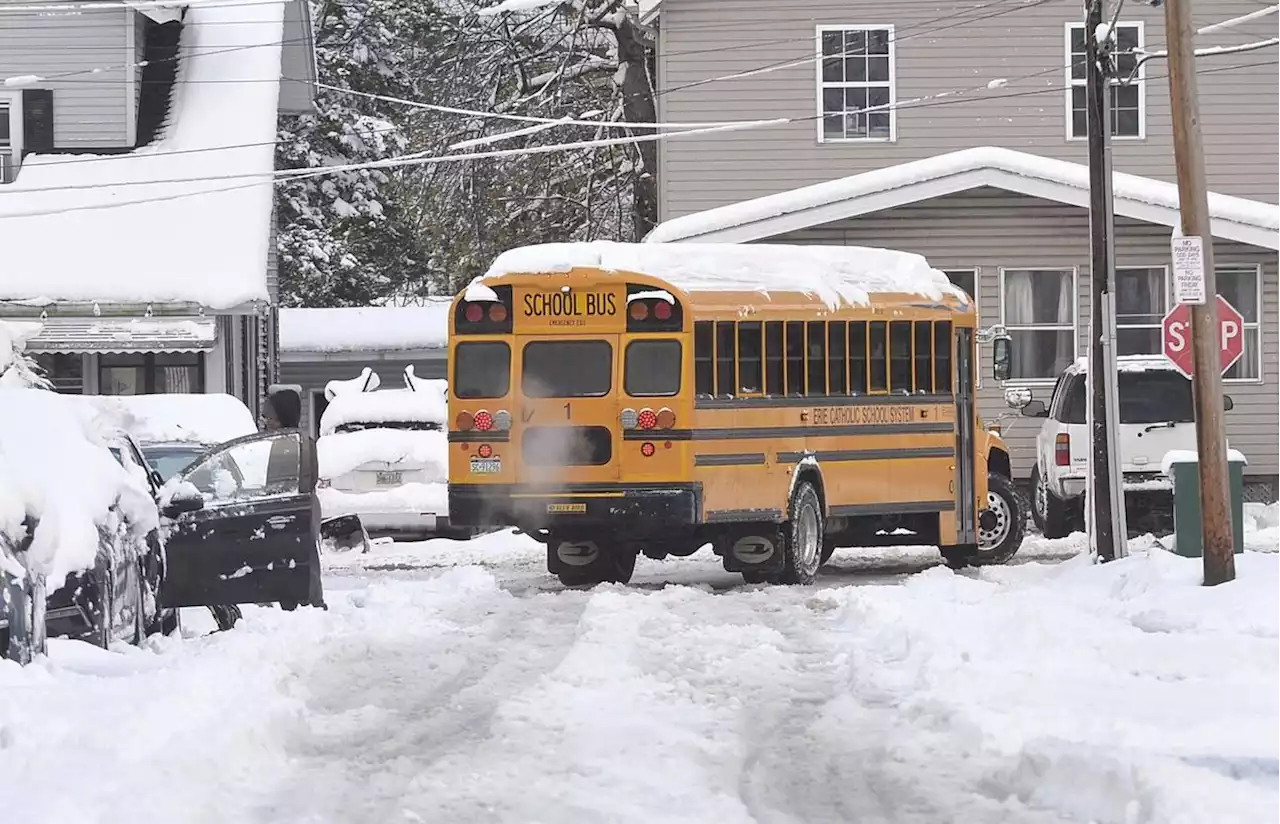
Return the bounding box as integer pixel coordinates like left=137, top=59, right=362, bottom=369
left=448, top=484, right=701, bottom=531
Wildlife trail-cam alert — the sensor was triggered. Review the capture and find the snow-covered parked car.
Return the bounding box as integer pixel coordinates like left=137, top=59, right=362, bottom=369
left=88, top=393, right=259, bottom=482
left=1, top=388, right=169, bottom=663
left=317, top=379, right=468, bottom=542
left=1011, top=354, right=1235, bottom=538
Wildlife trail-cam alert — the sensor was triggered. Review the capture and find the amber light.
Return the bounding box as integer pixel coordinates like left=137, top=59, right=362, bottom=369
left=478, top=444, right=493, bottom=459
left=655, top=408, right=676, bottom=429
left=464, top=303, right=484, bottom=323
left=474, top=410, right=494, bottom=431
left=640, top=442, right=656, bottom=457
left=653, top=301, right=672, bottom=321
left=455, top=410, right=474, bottom=431
left=488, top=303, right=508, bottom=322
left=629, top=301, right=649, bottom=321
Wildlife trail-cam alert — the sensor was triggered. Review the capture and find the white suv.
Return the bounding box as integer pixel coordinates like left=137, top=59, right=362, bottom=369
left=1012, top=355, right=1234, bottom=538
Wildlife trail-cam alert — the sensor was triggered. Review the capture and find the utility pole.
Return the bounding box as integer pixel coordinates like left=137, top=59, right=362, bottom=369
left=1163, top=0, right=1236, bottom=585
left=1084, top=0, right=1128, bottom=562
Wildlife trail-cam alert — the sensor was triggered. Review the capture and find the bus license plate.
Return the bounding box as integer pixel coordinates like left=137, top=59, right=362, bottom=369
left=375, top=471, right=402, bottom=485
left=470, top=458, right=502, bottom=474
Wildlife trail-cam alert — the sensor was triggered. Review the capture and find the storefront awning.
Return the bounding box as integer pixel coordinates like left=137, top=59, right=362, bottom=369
left=22, top=316, right=217, bottom=354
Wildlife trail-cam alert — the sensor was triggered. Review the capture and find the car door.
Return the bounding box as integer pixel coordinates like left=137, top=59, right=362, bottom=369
left=159, top=429, right=319, bottom=608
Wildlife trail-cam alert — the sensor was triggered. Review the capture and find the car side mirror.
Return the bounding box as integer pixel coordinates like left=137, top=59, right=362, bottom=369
left=159, top=480, right=204, bottom=518
left=1223, top=394, right=1234, bottom=411
left=1019, top=399, right=1049, bottom=418
left=992, top=335, right=1012, bottom=382
left=162, top=495, right=204, bottom=518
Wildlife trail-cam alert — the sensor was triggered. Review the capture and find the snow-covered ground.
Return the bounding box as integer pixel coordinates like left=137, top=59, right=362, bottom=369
left=1, top=525, right=1276, bottom=824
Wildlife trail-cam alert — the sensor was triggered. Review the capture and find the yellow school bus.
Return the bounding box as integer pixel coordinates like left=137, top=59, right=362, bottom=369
left=447, top=242, right=1023, bottom=586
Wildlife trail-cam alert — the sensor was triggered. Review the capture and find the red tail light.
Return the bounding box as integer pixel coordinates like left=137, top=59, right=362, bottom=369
left=640, top=442, right=656, bottom=457
left=473, top=410, right=494, bottom=432
left=477, top=444, right=493, bottom=459
left=464, top=303, right=484, bottom=323
left=455, top=411, right=474, bottom=431
left=653, top=301, right=672, bottom=321
left=637, top=408, right=658, bottom=429
left=1055, top=433, right=1071, bottom=467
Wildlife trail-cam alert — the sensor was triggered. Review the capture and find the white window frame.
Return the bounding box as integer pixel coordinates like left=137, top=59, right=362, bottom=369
left=815, top=24, right=897, bottom=144
left=0, top=91, right=22, bottom=184
left=998, top=266, right=1079, bottom=384
left=1114, top=264, right=1170, bottom=355
left=1064, top=21, right=1146, bottom=142
left=1215, top=263, right=1264, bottom=384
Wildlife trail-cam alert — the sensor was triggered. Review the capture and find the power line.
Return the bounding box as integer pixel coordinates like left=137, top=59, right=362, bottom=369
left=0, top=59, right=1267, bottom=210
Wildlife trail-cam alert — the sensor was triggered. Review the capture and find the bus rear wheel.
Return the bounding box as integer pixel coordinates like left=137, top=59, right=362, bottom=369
left=548, top=539, right=636, bottom=587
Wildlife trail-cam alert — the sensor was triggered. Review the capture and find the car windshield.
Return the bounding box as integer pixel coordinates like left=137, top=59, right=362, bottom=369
left=1060, top=370, right=1194, bottom=425
left=333, top=421, right=442, bottom=434
left=142, top=445, right=209, bottom=481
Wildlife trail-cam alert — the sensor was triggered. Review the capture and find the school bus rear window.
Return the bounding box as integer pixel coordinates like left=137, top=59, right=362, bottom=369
left=625, top=340, right=681, bottom=397
left=523, top=340, right=612, bottom=398
left=454, top=341, right=510, bottom=399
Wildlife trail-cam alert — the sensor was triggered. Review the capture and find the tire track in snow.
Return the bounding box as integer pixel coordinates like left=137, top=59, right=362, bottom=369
left=252, top=572, right=591, bottom=824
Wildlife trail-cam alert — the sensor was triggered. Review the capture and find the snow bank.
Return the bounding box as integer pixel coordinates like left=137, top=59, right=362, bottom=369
left=477, top=241, right=965, bottom=309
left=0, top=0, right=284, bottom=308
left=1244, top=502, right=1279, bottom=553
left=643, top=146, right=1280, bottom=247
left=319, top=388, right=447, bottom=436
left=318, top=482, right=448, bottom=520
left=0, top=389, right=158, bottom=590
left=279, top=302, right=452, bottom=353
left=84, top=393, right=258, bottom=447
left=317, top=429, right=447, bottom=480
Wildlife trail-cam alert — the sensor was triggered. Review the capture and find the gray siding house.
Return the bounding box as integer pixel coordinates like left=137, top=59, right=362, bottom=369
left=646, top=0, right=1279, bottom=494
left=278, top=303, right=452, bottom=437
left=0, top=0, right=316, bottom=420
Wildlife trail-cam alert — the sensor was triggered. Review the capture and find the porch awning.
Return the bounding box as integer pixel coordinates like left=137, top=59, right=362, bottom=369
left=22, top=316, right=218, bottom=354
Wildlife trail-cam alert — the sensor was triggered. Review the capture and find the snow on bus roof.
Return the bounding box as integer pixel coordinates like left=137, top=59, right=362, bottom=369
left=1067, top=355, right=1183, bottom=375
left=473, top=241, right=967, bottom=309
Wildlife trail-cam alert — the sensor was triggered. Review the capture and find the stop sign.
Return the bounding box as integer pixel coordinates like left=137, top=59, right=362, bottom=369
left=1162, top=295, right=1245, bottom=378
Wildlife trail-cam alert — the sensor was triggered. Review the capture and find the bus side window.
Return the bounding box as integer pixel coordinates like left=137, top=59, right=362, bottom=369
left=738, top=322, right=763, bottom=395
left=913, top=321, right=933, bottom=393
left=869, top=321, right=888, bottom=392
left=828, top=320, right=848, bottom=394
left=933, top=321, right=953, bottom=393
left=806, top=322, right=827, bottom=396
left=694, top=321, right=714, bottom=397
left=889, top=321, right=913, bottom=394
left=785, top=321, right=805, bottom=396
left=765, top=321, right=785, bottom=396
left=849, top=321, right=868, bottom=394
left=716, top=321, right=736, bottom=397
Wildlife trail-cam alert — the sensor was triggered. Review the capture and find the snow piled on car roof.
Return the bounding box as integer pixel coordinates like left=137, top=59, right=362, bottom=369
left=0, top=388, right=158, bottom=590
left=85, top=393, right=259, bottom=447
left=320, top=385, right=448, bottom=437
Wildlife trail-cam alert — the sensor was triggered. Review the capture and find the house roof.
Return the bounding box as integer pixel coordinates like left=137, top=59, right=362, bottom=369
left=0, top=0, right=289, bottom=310
left=279, top=302, right=454, bottom=354
left=645, top=147, right=1280, bottom=251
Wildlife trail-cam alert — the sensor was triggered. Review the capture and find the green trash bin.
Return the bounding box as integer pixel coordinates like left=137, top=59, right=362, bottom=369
left=1164, top=449, right=1247, bottom=558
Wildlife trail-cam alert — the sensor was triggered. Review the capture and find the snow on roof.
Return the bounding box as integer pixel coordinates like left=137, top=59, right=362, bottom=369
left=0, top=388, right=158, bottom=591
left=1066, top=355, right=1184, bottom=375
left=644, top=147, right=1280, bottom=251
left=0, top=0, right=286, bottom=309
left=476, top=241, right=966, bottom=309
left=279, top=302, right=452, bottom=353
left=83, top=393, right=259, bottom=447
left=320, top=387, right=448, bottom=436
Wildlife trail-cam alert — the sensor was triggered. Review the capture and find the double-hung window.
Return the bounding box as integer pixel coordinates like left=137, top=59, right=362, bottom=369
left=1066, top=22, right=1144, bottom=139
left=818, top=25, right=895, bottom=142
left=1218, top=265, right=1262, bottom=381
left=1115, top=266, right=1168, bottom=355
left=1000, top=268, right=1077, bottom=381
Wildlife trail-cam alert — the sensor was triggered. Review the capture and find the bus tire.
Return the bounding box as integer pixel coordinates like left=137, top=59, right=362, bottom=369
left=779, top=481, right=824, bottom=585
left=550, top=540, right=635, bottom=587
left=945, top=473, right=1025, bottom=568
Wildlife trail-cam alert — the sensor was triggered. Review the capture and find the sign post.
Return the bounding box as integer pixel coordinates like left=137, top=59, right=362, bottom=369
left=1161, top=295, right=1245, bottom=379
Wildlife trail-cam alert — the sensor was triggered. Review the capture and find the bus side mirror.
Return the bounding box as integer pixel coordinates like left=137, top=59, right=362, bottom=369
left=992, top=336, right=1012, bottom=382
left=1224, top=394, right=1234, bottom=411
